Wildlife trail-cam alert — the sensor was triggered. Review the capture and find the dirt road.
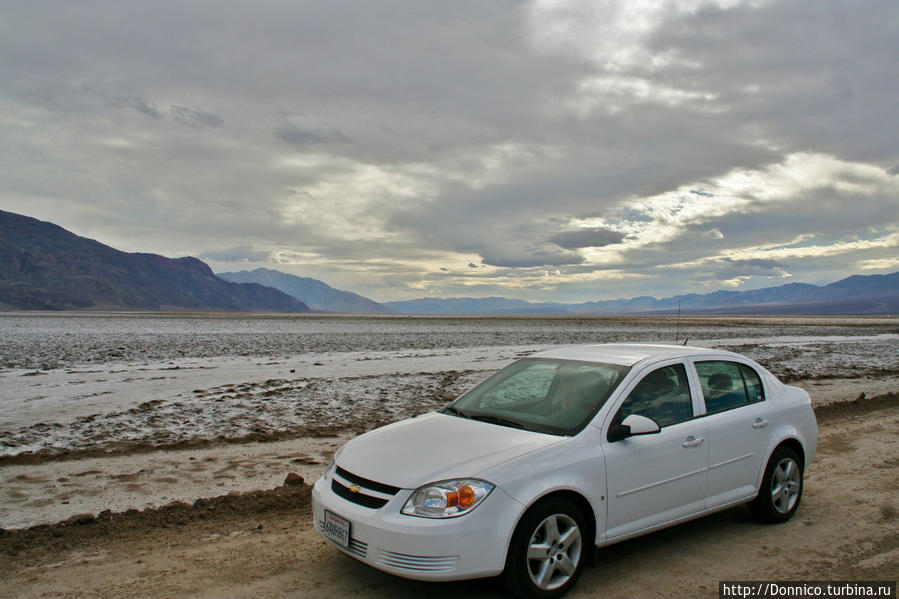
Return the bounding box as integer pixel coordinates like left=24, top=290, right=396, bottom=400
left=1, top=394, right=896, bottom=598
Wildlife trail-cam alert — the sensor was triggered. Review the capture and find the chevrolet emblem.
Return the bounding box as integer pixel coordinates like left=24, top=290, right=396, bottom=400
left=349, top=484, right=360, bottom=494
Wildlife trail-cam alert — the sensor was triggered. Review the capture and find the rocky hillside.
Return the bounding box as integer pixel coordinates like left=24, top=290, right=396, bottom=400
left=0, top=210, right=310, bottom=313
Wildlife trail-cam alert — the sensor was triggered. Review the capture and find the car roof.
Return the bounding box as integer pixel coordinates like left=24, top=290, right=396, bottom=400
left=530, top=343, right=726, bottom=367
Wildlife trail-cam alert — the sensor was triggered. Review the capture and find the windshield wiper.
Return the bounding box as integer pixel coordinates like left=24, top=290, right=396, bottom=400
left=442, top=405, right=470, bottom=418
left=442, top=408, right=532, bottom=432
left=467, top=413, right=528, bottom=430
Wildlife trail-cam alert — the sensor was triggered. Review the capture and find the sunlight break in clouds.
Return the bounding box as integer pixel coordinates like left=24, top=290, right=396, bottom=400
left=572, top=153, right=898, bottom=266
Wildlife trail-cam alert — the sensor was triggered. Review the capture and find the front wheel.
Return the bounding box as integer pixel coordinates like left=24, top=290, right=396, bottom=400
left=749, top=446, right=804, bottom=523
left=502, top=498, right=588, bottom=599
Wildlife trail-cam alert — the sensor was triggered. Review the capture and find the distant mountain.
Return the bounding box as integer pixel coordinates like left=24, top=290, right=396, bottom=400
left=217, top=268, right=392, bottom=314
left=385, top=272, right=899, bottom=315
left=384, top=296, right=560, bottom=315
left=0, top=210, right=310, bottom=313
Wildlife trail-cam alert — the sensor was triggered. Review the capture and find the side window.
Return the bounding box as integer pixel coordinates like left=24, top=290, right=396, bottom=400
left=695, top=361, right=764, bottom=413
left=739, top=364, right=765, bottom=403
left=615, top=364, right=693, bottom=427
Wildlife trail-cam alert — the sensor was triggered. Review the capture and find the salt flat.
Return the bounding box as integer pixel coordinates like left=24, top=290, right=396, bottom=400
left=1, top=313, right=897, bottom=530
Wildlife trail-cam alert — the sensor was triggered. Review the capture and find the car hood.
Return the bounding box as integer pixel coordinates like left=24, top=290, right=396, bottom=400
left=336, top=412, right=564, bottom=489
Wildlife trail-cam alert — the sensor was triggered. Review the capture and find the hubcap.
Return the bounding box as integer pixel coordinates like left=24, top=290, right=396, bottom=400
left=771, top=457, right=800, bottom=514
left=526, top=513, right=582, bottom=591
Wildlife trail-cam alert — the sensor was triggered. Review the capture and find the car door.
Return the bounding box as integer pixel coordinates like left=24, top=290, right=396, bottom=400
left=602, top=361, right=709, bottom=540
left=692, top=360, right=774, bottom=508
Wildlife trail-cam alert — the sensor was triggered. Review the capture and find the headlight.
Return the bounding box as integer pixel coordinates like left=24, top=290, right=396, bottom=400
left=401, top=479, right=494, bottom=518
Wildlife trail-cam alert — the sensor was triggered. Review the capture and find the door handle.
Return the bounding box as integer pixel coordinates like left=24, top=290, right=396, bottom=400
left=753, top=418, right=769, bottom=428
left=682, top=436, right=704, bottom=448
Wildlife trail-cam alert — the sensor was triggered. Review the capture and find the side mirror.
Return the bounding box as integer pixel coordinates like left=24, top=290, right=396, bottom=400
left=622, top=414, right=661, bottom=435
left=608, top=414, right=661, bottom=442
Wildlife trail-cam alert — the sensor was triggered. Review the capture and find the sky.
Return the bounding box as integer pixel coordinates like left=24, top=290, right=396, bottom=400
left=1, top=0, right=897, bottom=303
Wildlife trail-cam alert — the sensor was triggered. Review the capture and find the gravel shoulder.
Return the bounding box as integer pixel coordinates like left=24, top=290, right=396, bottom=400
left=1, top=389, right=896, bottom=599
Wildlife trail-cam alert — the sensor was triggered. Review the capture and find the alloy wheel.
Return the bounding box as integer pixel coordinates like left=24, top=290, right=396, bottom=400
left=771, top=457, right=801, bottom=514
left=526, top=513, right=583, bottom=591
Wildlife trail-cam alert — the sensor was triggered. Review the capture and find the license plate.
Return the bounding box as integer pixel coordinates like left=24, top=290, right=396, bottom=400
left=323, top=510, right=351, bottom=548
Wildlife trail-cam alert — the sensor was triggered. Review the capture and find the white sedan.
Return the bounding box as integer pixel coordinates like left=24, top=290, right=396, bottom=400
left=312, top=344, right=818, bottom=598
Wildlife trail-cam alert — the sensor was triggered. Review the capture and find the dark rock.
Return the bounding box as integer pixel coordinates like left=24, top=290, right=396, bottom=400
left=284, top=472, right=305, bottom=486
left=65, top=513, right=95, bottom=526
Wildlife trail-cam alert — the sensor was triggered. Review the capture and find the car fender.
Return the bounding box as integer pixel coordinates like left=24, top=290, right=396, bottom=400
left=752, top=380, right=818, bottom=485
left=483, top=432, right=607, bottom=546
left=754, top=419, right=815, bottom=490
left=500, top=478, right=606, bottom=551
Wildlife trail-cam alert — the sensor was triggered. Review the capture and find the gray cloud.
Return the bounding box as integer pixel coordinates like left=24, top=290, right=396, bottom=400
left=275, top=124, right=352, bottom=147
left=171, top=106, right=223, bottom=129
left=549, top=228, right=626, bottom=249
left=720, top=258, right=783, bottom=270
left=131, top=97, right=162, bottom=120
left=686, top=258, right=791, bottom=283
left=645, top=0, right=898, bottom=164
left=0, top=0, right=896, bottom=302
left=479, top=245, right=585, bottom=269
left=199, top=246, right=271, bottom=263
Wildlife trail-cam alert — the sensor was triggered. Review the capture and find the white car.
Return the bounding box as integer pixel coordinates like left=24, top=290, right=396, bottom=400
left=312, top=344, right=818, bottom=598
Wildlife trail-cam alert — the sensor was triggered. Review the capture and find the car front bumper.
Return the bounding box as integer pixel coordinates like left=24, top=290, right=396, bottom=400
left=311, top=467, right=521, bottom=581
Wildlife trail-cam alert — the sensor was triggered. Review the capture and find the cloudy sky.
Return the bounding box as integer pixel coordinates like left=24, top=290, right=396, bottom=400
left=2, top=0, right=897, bottom=303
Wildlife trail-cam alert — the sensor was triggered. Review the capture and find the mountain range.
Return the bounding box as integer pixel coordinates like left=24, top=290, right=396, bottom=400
left=383, top=272, right=899, bottom=315
left=217, top=268, right=392, bottom=314
left=0, top=210, right=309, bottom=313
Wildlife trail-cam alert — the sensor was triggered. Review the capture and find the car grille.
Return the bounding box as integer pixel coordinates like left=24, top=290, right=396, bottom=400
left=331, top=466, right=400, bottom=509
left=347, top=537, right=368, bottom=559
left=332, top=479, right=389, bottom=508
left=335, top=467, right=401, bottom=495
left=318, top=519, right=368, bottom=559
left=377, top=550, right=458, bottom=573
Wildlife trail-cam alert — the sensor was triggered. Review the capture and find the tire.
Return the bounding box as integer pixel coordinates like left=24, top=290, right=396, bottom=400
left=749, top=446, right=804, bottom=523
left=502, top=497, right=589, bottom=599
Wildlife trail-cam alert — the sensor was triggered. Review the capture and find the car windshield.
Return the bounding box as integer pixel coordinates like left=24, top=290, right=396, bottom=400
left=442, top=358, right=630, bottom=436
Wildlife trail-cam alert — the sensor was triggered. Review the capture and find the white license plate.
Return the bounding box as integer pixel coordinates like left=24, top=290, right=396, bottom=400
left=323, top=510, right=351, bottom=548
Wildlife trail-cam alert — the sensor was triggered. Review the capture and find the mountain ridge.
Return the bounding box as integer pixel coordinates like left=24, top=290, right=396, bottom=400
left=0, top=210, right=310, bottom=313
left=217, top=268, right=392, bottom=314
left=384, top=272, right=899, bottom=315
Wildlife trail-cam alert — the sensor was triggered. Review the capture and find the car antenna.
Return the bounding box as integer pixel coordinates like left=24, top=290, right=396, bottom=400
left=674, top=300, right=681, bottom=344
